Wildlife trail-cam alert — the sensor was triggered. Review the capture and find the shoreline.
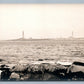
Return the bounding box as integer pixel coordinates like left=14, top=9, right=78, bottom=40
left=0, top=61, right=84, bottom=81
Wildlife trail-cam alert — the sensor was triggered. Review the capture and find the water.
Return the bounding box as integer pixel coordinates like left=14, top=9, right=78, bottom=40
left=0, top=40, right=84, bottom=65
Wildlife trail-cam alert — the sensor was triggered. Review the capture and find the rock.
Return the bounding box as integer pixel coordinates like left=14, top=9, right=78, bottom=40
left=38, top=59, right=44, bottom=61
left=27, top=64, right=43, bottom=73
left=0, top=64, right=9, bottom=70
left=10, top=72, right=20, bottom=80
left=20, top=77, right=24, bottom=81
left=1, top=70, right=11, bottom=80
left=0, top=70, right=2, bottom=79
left=66, top=61, right=84, bottom=79
left=40, top=63, right=56, bottom=72
left=55, top=64, right=67, bottom=70
left=30, top=74, right=42, bottom=80
left=68, top=65, right=84, bottom=73
left=42, top=73, right=56, bottom=80
left=28, top=63, right=55, bottom=73
left=0, top=64, right=11, bottom=80
left=0, top=64, right=8, bottom=68
left=67, top=61, right=84, bottom=73
left=41, top=63, right=67, bottom=73
left=0, top=59, right=4, bottom=62
left=6, top=64, right=16, bottom=70
left=27, top=63, right=67, bottom=74
left=57, top=61, right=72, bottom=67
left=11, top=64, right=28, bottom=72
left=20, top=74, right=31, bottom=80
left=73, top=61, right=84, bottom=66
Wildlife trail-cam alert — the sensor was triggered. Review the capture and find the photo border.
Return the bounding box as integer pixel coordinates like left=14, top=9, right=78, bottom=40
left=0, top=0, right=84, bottom=84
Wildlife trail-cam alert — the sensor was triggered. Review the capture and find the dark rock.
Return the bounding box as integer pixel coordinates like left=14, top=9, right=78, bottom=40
left=38, top=59, right=43, bottom=61
left=42, top=73, right=56, bottom=80
left=1, top=70, right=11, bottom=80
left=0, top=64, right=10, bottom=71
left=0, top=64, right=8, bottom=68
left=0, top=64, right=9, bottom=68
left=44, top=58, right=54, bottom=61
left=29, top=73, right=42, bottom=80
left=0, top=59, right=4, bottom=62
left=73, top=61, right=84, bottom=66
left=0, top=70, right=2, bottom=80
left=0, top=64, right=11, bottom=80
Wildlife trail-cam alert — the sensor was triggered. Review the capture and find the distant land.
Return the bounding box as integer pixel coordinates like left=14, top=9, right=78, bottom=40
left=4, top=37, right=84, bottom=41
left=1, top=31, right=84, bottom=41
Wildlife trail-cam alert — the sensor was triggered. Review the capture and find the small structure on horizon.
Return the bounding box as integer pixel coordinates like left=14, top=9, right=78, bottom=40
left=72, top=31, right=74, bottom=38
left=69, top=31, right=74, bottom=39
left=22, top=31, right=24, bottom=39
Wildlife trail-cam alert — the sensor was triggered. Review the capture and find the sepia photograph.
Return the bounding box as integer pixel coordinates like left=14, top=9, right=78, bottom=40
left=0, top=0, right=84, bottom=81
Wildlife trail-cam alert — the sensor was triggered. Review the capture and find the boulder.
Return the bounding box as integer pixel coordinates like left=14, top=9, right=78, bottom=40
left=68, top=65, right=84, bottom=73
left=27, top=63, right=57, bottom=73
left=57, top=61, right=72, bottom=67
left=0, top=64, right=11, bottom=80
left=1, top=70, right=11, bottom=80
left=27, top=63, right=67, bottom=74
left=27, top=64, right=44, bottom=73
left=40, top=63, right=56, bottom=72
left=0, top=59, right=4, bottom=62
left=67, top=61, right=84, bottom=73
left=0, top=64, right=9, bottom=70
left=20, top=74, right=31, bottom=80
left=11, top=64, right=28, bottom=72
left=10, top=72, right=20, bottom=80
left=0, top=70, right=2, bottom=79
left=38, top=59, right=44, bottom=61
left=66, top=61, right=84, bottom=79
left=42, top=73, right=56, bottom=80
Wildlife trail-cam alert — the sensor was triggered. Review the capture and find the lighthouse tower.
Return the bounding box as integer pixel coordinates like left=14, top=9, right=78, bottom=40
left=69, top=31, right=74, bottom=39
left=72, top=31, right=74, bottom=38
left=22, top=31, right=24, bottom=39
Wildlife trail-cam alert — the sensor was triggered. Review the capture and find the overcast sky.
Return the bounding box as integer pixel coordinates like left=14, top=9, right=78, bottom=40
left=0, top=4, right=84, bottom=40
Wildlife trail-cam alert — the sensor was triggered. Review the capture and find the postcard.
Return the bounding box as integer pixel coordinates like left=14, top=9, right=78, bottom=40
left=0, top=0, right=84, bottom=82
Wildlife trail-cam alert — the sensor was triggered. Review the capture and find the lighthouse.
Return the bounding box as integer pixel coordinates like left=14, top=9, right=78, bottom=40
left=22, top=31, right=24, bottom=39
left=72, top=31, right=74, bottom=38
left=69, top=31, right=74, bottom=39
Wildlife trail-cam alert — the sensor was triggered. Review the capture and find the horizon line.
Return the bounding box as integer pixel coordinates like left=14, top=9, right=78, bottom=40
left=1, top=37, right=84, bottom=41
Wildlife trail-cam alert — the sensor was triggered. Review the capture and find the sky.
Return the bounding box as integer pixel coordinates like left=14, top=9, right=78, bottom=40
left=0, top=4, right=84, bottom=40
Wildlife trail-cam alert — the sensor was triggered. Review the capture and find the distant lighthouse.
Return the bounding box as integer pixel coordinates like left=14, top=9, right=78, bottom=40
left=22, top=31, right=24, bottom=39
left=69, top=31, right=74, bottom=39
left=72, top=31, right=74, bottom=38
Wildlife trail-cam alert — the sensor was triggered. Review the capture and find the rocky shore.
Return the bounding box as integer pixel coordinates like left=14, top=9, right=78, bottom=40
left=0, top=61, right=84, bottom=81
